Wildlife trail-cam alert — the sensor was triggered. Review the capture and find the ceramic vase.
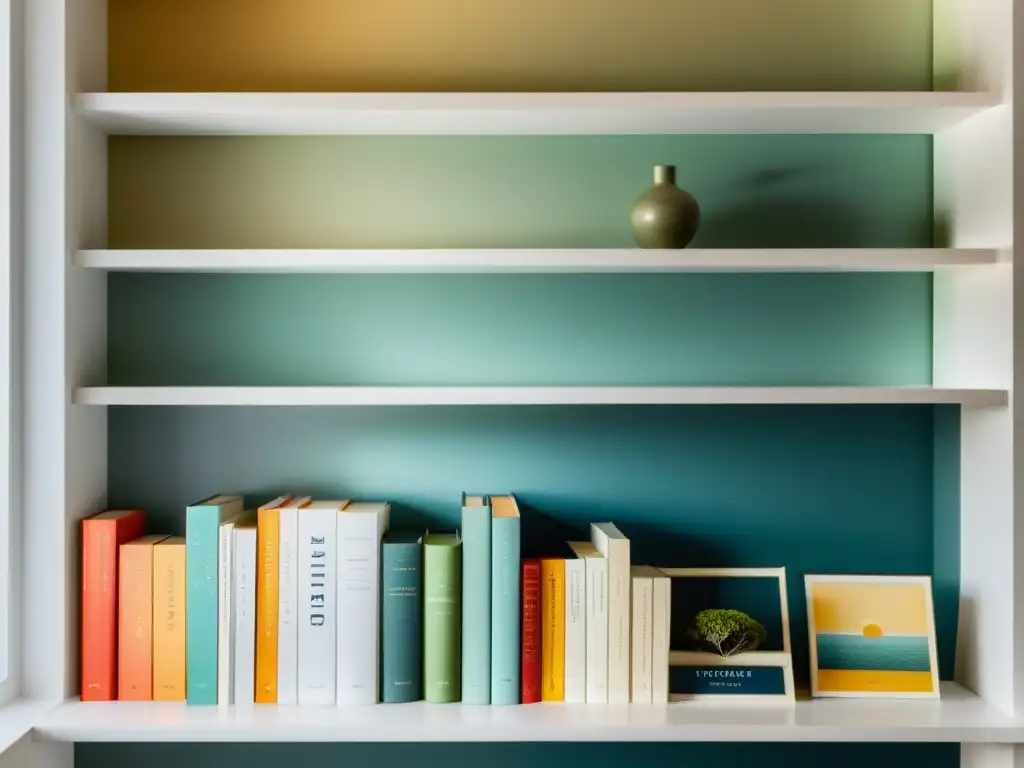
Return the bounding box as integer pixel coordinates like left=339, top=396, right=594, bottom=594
left=629, top=165, right=701, bottom=249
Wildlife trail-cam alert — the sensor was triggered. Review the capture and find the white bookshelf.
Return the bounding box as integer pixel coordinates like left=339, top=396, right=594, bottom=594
left=73, top=386, right=1009, bottom=408
left=75, top=248, right=1002, bottom=274
left=8, top=1, right=1021, bottom=766
left=31, top=683, right=1024, bottom=744
left=75, top=91, right=998, bottom=136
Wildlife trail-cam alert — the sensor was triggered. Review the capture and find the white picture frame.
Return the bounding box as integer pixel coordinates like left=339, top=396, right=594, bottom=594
left=659, top=567, right=795, bottom=704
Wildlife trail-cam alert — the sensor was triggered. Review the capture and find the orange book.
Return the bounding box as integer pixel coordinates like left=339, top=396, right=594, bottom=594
left=81, top=509, right=146, bottom=701
left=255, top=496, right=291, bottom=703
left=152, top=536, right=187, bottom=701
left=118, top=534, right=169, bottom=700
left=541, top=558, right=566, bottom=702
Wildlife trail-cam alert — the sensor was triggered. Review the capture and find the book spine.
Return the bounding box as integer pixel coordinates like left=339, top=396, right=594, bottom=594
left=277, top=506, right=299, bottom=705
left=152, top=541, right=186, bottom=701
left=233, top=529, right=258, bottom=706
left=606, top=542, right=632, bottom=704
left=185, top=507, right=220, bottom=705
left=217, top=523, right=234, bottom=706
left=564, top=557, right=586, bottom=703
left=381, top=542, right=422, bottom=703
left=585, top=555, right=609, bottom=703
left=255, top=507, right=280, bottom=703
left=81, top=520, right=117, bottom=701
left=424, top=543, right=461, bottom=703
left=297, top=509, right=337, bottom=705
left=651, top=575, right=671, bottom=704
left=490, top=516, right=521, bottom=706
left=117, top=542, right=155, bottom=700
left=520, top=559, right=541, bottom=704
left=336, top=513, right=383, bottom=705
left=461, top=505, right=491, bottom=705
left=631, top=576, right=653, bottom=704
left=541, top=559, right=566, bottom=701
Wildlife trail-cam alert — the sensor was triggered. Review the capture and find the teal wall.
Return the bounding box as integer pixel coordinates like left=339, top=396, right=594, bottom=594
left=77, top=741, right=959, bottom=768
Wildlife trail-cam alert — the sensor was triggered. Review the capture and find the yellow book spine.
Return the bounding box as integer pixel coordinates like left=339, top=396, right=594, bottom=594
left=255, top=507, right=280, bottom=703
left=152, top=537, right=186, bottom=702
left=541, top=558, right=566, bottom=701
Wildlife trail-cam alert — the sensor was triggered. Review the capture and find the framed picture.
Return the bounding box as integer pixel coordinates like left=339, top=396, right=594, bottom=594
left=659, top=567, right=795, bottom=704
left=805, top=574, right=940, bottom=699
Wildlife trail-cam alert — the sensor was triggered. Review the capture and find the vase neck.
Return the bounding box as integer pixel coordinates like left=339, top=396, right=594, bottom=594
left=653, top=165, right=676, bottom=186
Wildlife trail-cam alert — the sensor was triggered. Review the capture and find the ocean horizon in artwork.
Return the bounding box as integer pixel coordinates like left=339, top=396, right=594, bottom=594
left=816, top=633, right=931, bottom=672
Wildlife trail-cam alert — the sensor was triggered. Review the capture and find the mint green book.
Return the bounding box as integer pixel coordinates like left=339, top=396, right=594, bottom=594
left=489, top=495, right=521, bottom=705
left=461, top=494, right=491, bottom=705
left=185, top=493, right=244, bottom=705
left=424, top=532, right=462, bottom=703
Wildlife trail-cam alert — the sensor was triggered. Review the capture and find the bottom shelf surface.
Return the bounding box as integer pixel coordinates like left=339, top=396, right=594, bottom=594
left=33, top=683, right=1024, bottom=744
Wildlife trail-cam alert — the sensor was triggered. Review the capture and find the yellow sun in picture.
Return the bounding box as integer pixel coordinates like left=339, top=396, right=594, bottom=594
left=862, top=623, right=884, bottom=638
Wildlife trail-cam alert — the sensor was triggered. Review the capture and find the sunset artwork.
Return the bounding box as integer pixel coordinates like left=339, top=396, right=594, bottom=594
left=805, top=575, right=939, bottom=699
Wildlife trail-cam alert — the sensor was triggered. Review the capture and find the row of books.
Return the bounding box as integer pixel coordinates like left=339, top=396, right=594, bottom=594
left=81, top=493, right=669, bottom=705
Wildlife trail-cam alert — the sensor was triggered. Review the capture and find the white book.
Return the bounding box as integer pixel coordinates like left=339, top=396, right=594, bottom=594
left=217, top=514, right=238, bottom=706
left=590, top=522, right=631, bottom=704
left=298, top=500, right=345, bottom=705
left=336, top=501, right=391, bottom=705
left=277, top=495, right=311, bottom=705
left=568, top=541, right=607, bottom=703
left=650, top=569, right=672, bottom=704
left=630, top=566, right=656, bottom=704
left=564, top=554, right=587, bottom=703
left=232, top=513, right=258, bottom=707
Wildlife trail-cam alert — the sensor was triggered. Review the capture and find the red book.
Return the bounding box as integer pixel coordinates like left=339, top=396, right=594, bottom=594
left=521, top=558, right=542, bottom=703
left=81, top=509, right=146, bottom=701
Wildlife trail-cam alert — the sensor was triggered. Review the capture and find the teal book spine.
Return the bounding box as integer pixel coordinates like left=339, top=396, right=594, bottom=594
left=460, top=496, right=491, bottom=704
left=186, top=505, right=219, bottom=704
left=185, top=495, right=242, bottom=705
left=490, top=510, right=521, bottom=705
left=381, top=534, right=423, bottom=703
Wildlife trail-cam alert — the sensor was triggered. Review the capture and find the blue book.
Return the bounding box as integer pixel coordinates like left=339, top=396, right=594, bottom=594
left=381, top=531, right=423, bottom=703
left=489, top=494, right=522, bottom=705
left=461, top=494, right=491, bottom=704
left=185, top=493, right=244, bottom=705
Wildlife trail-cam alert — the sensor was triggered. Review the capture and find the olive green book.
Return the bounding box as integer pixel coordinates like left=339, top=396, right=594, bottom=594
left=424, top=532, right=462, bottom=703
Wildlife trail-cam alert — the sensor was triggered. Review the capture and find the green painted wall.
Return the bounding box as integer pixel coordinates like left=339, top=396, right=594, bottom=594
left=108, top=135, right=932, bottom=250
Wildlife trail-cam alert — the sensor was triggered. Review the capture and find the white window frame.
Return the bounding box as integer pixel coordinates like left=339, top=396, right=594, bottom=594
left=0, top=0, right=21, bottom=708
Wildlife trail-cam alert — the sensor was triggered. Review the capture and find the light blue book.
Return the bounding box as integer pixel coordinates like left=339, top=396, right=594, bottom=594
left=489, top=494, right=522, bottom=706
left=461, top=493, right=491, bottom=705
left=185, top=493, right=244, bottom=705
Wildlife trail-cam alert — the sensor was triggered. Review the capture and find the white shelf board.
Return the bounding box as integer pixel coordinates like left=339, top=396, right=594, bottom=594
left=32, top=684, right=1024, bottom=743
left=75, top=92, right=1001, bottom=136
left=72, top=386, right=1009, bottom=408
left=74, top=248, right=1002, bottom=274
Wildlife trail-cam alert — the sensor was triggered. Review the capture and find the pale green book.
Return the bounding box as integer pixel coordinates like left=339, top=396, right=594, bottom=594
left=424, top=532, right=462, bottom=703
left=461, top=494, right=491, bottom=705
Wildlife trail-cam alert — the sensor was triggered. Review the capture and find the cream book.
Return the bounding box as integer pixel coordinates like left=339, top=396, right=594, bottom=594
left=298, top=500, right=346, bottom=705
left=590, top=522, right=630, bottom=704
left=217, top=514, right=239, bottom=706
left=568, top=540, right=607, bottom=703
left=649, top=567, right=671, bottom=704
left=232, top=511, right=258, bottom=707
left=630, top=566, right=656, bottom=704
left=336, top=501, right=391, bottom=705
left=563, top=550, right=587, bottom=703
left=277, top=495, right=311, bottom=705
